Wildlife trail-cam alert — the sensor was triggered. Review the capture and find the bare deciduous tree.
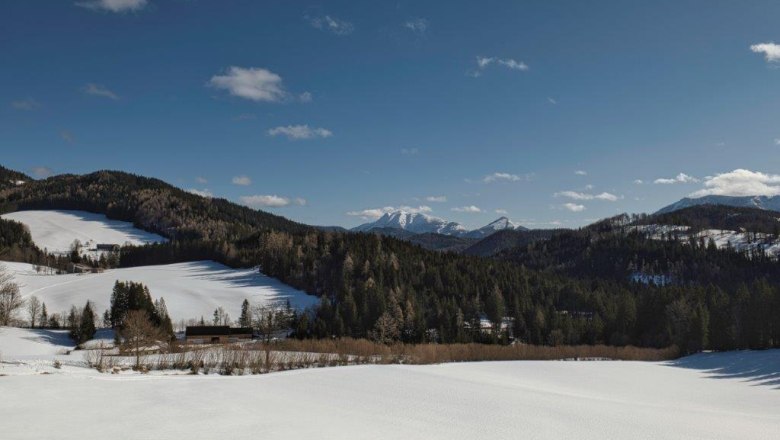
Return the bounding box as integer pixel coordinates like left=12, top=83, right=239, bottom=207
left=252, top=303, right=292, bottom=368
left=119, top=310, right=167, bottom=370
left=27, top=295, right=41, bottom=328
left=0, top=264, right=24, bottom=326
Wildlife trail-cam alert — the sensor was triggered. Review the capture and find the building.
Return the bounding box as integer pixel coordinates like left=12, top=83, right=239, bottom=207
left=66, top=263, right=103, bottom=274
left=96, top=244, right=121, bottom=252
left=184, top=326, right=253, bottom=344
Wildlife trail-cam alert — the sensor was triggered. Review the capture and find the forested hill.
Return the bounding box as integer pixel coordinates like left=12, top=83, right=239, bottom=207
left=0, top=169, right=311, bottom=241
left=1, top=166, right=778, bottom=353
left=642, top=204, right=780, bottom=235
left=0, top=166, right=30, bottom=190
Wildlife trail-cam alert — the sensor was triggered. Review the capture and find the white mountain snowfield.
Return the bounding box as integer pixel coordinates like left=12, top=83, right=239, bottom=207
left=1, top=210, right=167, bottom=256
left=0, top=327, right=778, bottom=440
left=637, top=224, right=780, bottom=259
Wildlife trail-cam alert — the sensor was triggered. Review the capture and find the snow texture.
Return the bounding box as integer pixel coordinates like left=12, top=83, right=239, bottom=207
left=1, top=210, right=166, bottom=257
left=4, top=261, right=318, bottom=322
left=0, top=325, right=778, bottom=440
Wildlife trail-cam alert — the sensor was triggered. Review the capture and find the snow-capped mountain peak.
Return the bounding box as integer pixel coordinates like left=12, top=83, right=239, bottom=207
left=656, top=195, right=780, bottom=215
left=353, top=211, right=527, bottom=238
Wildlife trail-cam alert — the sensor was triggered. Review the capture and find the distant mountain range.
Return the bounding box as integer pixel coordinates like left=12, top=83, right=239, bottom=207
left=352, top=210, right=528, bottom=239
left=657, top=195, right=780, bottom=215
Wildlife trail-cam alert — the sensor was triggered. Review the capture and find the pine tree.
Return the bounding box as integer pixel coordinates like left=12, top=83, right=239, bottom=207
left=77, top=301, right=97, bottom=344
left=239, top=299, right=251, bottom=327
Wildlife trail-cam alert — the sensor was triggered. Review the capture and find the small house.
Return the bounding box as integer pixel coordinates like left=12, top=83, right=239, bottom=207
left=184, top=326, right=253, bottom=344
left=96, top=244, right=121, bottom=252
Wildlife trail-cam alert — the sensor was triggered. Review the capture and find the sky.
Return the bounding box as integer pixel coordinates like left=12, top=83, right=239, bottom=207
left=2, top=0, right=780, bottom=229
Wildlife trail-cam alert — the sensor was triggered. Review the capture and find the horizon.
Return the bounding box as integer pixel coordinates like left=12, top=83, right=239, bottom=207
left=3, top=1, right=780, bottom=229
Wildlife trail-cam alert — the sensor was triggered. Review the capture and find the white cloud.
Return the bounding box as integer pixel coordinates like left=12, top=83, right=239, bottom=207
left=401, top=148, right=419, bottom=156
left=83, top=83, right=119, bottom=100
left=209, top=67, right=286, bottom=102
left=750, top=42, right=780, bottom=63
left=472, top=56, right=529, bottom=76
left=554, top=191, right=619, bottom=201
left=293, top=197, right=307, bottom=206
left=403, top=18, right=428, bottom=35
left=574, top=170, right=587, bottom=176
left=232, top=175, right=251, bottom=186
left=11, top=98, right=39, bottom=111
left=267, top=125, right=333, bottom=140
left=547, top=97, right=558, bottom=105
left=689, top=169, right=780, bottom=197
left=451, top=205, right=481, bottom=213
left=425, top=196, right=447, bottom=203
left=634, top=179, right=644, bottom=185
left=187, top=188, right=213, bottom=198
left=195, top=176, right=208, bottom=184
left=307, top=15, right=354, bottom=35
left=483, top=172, right=526, bottom=183
left=299, top=92, right=313, bottom=103
left=240, top=195, right=298, bottom=208
left=562, top=203, right=585, bottom=212
left=30, top=166, right=54, bottom=179
left=495, top=209, right=508, bottom=215
left=75, top=0, right=147, bottom=12
left=774, top=138, right=780, bottom=146
left=346, top=205, right=432, bottom=220
left=653, top=173, right=699, bottom=184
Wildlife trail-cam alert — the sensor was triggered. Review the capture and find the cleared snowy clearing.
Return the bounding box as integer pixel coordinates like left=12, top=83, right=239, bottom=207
left=4, top=261, right=317, bottom=321
left=1, top=210, right=166, bottom=256
left=0, top=326, right=777, bottom=440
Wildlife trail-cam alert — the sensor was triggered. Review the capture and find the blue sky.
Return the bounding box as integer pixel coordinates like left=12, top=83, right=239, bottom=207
left=2, top=0, right=780, bottom=229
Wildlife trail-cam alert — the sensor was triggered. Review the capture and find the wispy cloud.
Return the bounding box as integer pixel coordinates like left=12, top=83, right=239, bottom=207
left=30, top=166, right=54, bottom=179
left=83, top=83, right=119, bottom=100
left=634, top=179, right=644, bottom=185
left=690, top=169, right=780, bottom=197
left=403, top=18, right=428, bottom=35
left=774, top=138, right=780, bottom=146
left=209, top=67, right=287, bottom=102
left=574, top=170, right=587, bottom=176
left=240, top=194, right=306, bottom=208
left=562, top=203, right=585, bottom=212
left=187, top=188, right=213, bottom=198
left=346, top=205, right=432, bottom=220
left=401, top=148, right=419, bottom=156
left=471, top=56, right=529, bottom=77
left=306, top=15, right=354, bottom=35
left=554, top=190, right=619, bottom=201
left=547, top=97, right=558, bottom=105
left=483, top=172, right=528, bottom=183
left=653, top=173, right=699, bottom=184
left=451, top=205, right=481, bottom=213
left=267, top=125, right=332, bottom=140
left=298, top=91, right=313, bottom=103
left=232, top=175, right=251, bottom=186
left=750, top=42, right=780, bottom=63
left=425, top=196, right=447, bottom=203
left=495, top=209, right=508, bottom=215
left=75, top=0, right=147, bottom=13
left=11, top=98, right=39, bottom=111
left=195, top=176, right=208, bottom=184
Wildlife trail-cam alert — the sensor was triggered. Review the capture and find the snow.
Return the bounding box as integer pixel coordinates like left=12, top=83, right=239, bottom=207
left=0, top=326, right=778, bottom=440
left=636, top=224, right=780, bottom=259
left=1, top=210, right=166, bottom=256
left=4, top=261, right=318, bottom=322
left=354, top=210, right=468, bottom=236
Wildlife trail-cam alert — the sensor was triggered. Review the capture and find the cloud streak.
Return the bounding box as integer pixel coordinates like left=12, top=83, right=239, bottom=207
left=554, top=191, right=619, bottom=201
left=83, top=83, right=119, bottom=100
left=268, top=125, right=333, bottom=140
left=307, top=15, right=354, bottom=35
left=76, top=0, right=147, bottom=12
left=240, top=194, right=306, bottom=208
left=232, top=175, right=251, bottom=186
left=653, top=173, right=699, bottom=185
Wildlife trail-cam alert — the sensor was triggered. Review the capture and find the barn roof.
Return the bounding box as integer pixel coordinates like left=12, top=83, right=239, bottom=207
left=185, top=326, right=253, bottom=337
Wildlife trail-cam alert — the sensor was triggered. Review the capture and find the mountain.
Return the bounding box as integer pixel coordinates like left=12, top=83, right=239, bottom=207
left=463, top=216, right=529, bottom=239
left=0, top=165, right=30, bottom=190
left=656, top=195, right=780, bottom=215
left=353, top=211, right=527, bottom=239
left=463, top=228, right=557, bottom=257
left=353, top=210, right=468, bottom=236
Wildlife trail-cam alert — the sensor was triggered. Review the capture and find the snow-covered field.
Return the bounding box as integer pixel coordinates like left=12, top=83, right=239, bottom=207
left=4, top=261, right=317, bottom=321
left=1, top=210, right=166, bottom=256
left=637, top=224, right=780, bottom=258
left=0, top=328, right=778, bottom=440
